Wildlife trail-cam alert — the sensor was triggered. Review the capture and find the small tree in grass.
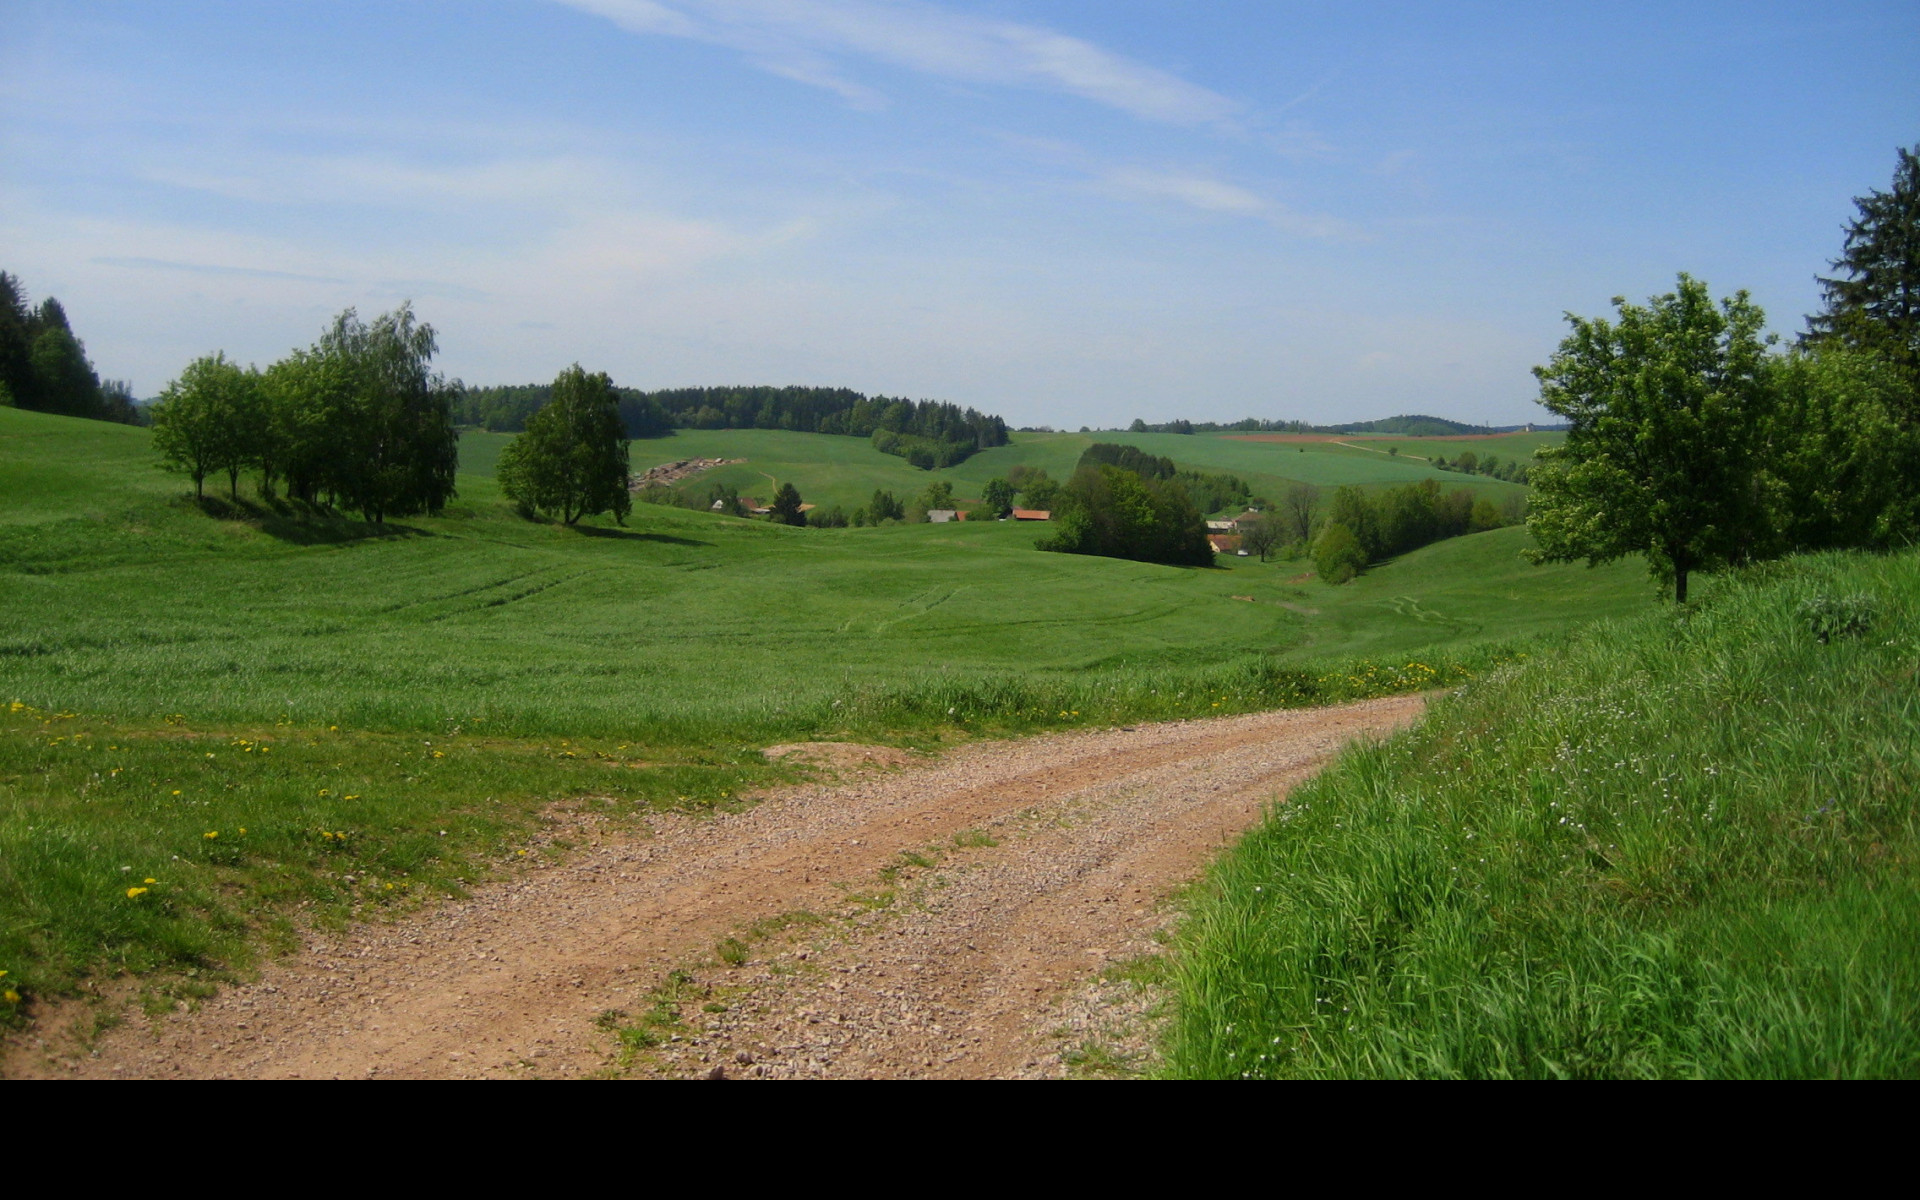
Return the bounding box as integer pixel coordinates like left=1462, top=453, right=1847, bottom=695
left=152, top=352, right=252, bottom=500
left=1313, top=522, right=1366, bottom=584
left=498, top=364, right=631, bottom=525
left=1239, top=513, right=1281, bottom=561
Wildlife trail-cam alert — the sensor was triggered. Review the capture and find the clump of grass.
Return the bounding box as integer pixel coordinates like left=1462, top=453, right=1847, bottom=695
left=0, top=708, right=770, bottom=1026
left=1167, top=548, right=1920, bottom=1079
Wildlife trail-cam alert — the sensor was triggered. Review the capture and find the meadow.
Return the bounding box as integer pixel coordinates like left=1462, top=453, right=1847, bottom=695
left=1167, top=547, right=1920, bottom=1078
left=0, top=407, right=1632, bottom=1024
left=616, top=426, right=1538, bottom=516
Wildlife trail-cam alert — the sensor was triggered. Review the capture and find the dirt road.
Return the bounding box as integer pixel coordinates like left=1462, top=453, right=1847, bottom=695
left=31, top=696, right=1423, bottom=1079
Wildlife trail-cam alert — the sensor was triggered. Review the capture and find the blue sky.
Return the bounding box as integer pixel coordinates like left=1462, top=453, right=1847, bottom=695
left=3, top=1, right=1915, bottom=426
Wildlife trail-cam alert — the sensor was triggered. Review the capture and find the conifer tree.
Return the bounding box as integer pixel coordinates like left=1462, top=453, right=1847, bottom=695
left=1806, top=145, right=1920, bottom=407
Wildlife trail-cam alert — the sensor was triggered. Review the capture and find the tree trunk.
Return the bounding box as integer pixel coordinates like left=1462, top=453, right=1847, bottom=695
left=1675, top=566, right=1689, bottom=604
left=229, top=467, right=240, bottom=500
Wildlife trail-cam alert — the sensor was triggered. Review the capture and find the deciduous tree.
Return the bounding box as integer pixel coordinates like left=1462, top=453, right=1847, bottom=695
left=151, top=353, right=250, bottom=499
left=498, top=364, right=631, bottom=526
left=1526, top=275, right=1773, bottom=603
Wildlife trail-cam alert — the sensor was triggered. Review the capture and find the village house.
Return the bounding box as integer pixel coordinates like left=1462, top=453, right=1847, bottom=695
left=1011, top=508, right=1051, bottom=521
left=927, top=509, right=964, bottom=523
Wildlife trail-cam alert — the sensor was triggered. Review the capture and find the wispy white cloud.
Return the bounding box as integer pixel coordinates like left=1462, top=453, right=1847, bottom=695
left=555, top=0, right=1238, bottom=124
left=1100, top=166, right=1356, bottom=239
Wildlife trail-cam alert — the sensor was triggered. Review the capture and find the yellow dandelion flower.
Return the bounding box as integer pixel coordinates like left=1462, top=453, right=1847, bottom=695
left=126, top=887, right=149, bottom=899
left=144, top=877, right=157, bottom=884
left=344, top=794, right=360, bottom=801
left=171, top=790, right=182, bottom=796
left=238, top=827, right=247, bottom=835
left=203, top=830, right=219, bottom=840
left=319, top=789, right=331, bottom=796
left=2, top=989, right=18, bottom=1004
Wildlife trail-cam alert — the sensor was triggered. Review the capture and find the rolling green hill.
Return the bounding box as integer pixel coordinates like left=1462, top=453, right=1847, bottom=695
left=595, top=426, right=1543, bottom=516
left=1, top=408, right=1630, bottom=740
left=0, top=407, right=1639, bottom=1013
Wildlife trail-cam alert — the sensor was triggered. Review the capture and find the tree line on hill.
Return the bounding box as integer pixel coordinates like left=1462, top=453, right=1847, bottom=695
left=0, top=271, right=141, bottom=424
left=150, top=305, right=459, bottom=523
left=1430, top=450, right=1529, bottom=483
left=1307, top=480, right=1520, bottom=583
left=1528, top=146, right=1920, bottom=602
left=1076, top=442, right=1254, bottom=515
left=458, top=382, right=1011, bottom=468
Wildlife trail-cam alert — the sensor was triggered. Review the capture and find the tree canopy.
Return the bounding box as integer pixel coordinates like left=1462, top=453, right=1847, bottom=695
left=1527, top=275, right=1772, bottom=603
left=498, top=364, right=632, bottom=526
left=150, top=304, right=460, bottom=523
left=457, top=381, right=1010, bottom=466
left=1038, top=465, right=1213, bottom=567
left=0, top=271, right=140, bottom=424
left=1805, top=144, right=1920, bottom=402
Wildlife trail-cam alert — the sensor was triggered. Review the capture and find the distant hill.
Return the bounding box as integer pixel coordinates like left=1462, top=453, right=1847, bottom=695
left=1124, top=414, right=1566, bottom=436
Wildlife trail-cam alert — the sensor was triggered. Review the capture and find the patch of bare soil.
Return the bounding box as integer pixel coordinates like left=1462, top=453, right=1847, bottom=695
left=630, top=457, right=742, bottom=491
left=13, top=696, right=1423, bottom=1079
left=761, top=742, right=921, bottom=771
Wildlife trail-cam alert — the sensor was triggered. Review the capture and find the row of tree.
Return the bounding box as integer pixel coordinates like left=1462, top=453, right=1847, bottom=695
left=1075, top=442, right=1253, bottom=515
left=1309, top=480, right=1519, bottom=583
left=1431, top=450, right=1529, bottom=483
left=457, top=381, right=1011, bottom=467
left=0, top=272, right=140, bottom=424
left=1038, top=464, right=1214, bottom=567
left=150, top=306, right=458, bottom=523
left=458, top=382, right=673, bottom=440
left=1529, top=146, right=1920, bottom=602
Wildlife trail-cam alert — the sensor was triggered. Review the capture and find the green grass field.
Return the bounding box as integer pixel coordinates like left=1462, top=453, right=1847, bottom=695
left=618, top=427, right=1538, bottom=516
left=1167, top=548, right=1920, bottom=1078
left=0, top=407, right=1632, bottom=1026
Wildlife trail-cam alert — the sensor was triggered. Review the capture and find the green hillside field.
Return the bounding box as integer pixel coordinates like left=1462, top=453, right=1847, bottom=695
left=613, top=427, right=1541, bottom=516
left=0, top=407, right=1631, bottom=1018
left=1169, top=547, right=1920, bottom=1078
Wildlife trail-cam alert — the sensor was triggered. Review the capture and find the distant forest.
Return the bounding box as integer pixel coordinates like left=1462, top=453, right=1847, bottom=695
left=456, top=383, right=1010, bottom=467
left=0, top=270, right=141, bottom=424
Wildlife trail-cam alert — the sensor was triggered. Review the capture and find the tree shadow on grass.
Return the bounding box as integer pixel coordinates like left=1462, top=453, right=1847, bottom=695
left=191, top=494, right=431, bottom=545
left=571, top=524, right=711, bottom=548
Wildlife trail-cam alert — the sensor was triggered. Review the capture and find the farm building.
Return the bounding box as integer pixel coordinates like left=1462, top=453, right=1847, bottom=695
left=1208, top=534, right=1246, bottom=555
left=1206, top=519, right=1237, bottom=532
left=1011, top=508, right=1051, bottom=521
left=927, top=509, right=963, bottom=523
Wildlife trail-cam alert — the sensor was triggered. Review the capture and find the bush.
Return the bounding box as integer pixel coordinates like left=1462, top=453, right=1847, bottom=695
left=1312, top=522, right=1366, bottom=584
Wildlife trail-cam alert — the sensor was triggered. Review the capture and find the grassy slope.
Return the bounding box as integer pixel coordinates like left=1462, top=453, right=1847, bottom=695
left=619, top=427, right=1537, bottom=515
left=0, top=409, right=1631, bottom=741
left=1168, top=549, right=1920, bottom=1078
left=0, top=407, right=1633, bottom=1021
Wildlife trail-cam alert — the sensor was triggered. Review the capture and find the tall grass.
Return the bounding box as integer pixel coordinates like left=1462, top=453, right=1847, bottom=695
left=1167, top=549, right=1920, bottom=1078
